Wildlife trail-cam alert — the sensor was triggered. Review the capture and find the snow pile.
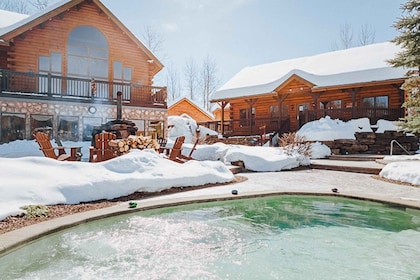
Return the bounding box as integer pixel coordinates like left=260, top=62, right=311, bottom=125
left=297, top=116, right=398, bottom=141
left=0, top=150, right=234, bottom=220
left=380, top=161, right=420, bottom=186
left=167, top=115, right=218, bottom=144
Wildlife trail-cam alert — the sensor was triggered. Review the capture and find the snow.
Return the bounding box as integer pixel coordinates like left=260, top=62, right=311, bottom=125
left=219, top=42, right=401, bottom=90
left=0, top=116, right=419, bottom=221
left=212, top=42, right=407, bottom=100
left=0, top=9, right=29, bottom=29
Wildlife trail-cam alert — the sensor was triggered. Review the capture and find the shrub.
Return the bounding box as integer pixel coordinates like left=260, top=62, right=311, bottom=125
left=278, top=132, right=311, bottom=157
left=20, top=205, right=50, bottom=218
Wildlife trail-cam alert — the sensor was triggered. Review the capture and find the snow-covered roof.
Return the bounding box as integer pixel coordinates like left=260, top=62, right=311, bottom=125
left=168, top=97, right=214, bottom=119
left=0, top=0, right=163, bottom=70
left=0, top=0, right=72, bottom=36
left=212, top=42, right=407, bottom=101
left=0, top=9, right=29, bottom=29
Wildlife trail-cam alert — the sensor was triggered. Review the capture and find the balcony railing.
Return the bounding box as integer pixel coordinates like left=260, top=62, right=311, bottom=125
left=200, top=107, right=403, bottom=136
left=0, top=69, right=167, bottom=108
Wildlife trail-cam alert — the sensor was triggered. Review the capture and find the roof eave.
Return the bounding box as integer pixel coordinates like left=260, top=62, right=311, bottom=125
left=312, top=78, right=406, bottom=92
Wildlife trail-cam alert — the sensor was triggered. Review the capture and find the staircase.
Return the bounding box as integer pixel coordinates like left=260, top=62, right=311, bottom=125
left=310, top=154, right=386, bottom=175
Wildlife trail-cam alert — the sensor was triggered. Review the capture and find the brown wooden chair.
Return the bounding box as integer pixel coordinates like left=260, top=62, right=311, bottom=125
left=168, top=136, right=199, bottom=163
left=157, top=138, right=168, bottom=154
left=34, top=131, right=81, bottom=161
left=89, top=132, right=117, bottom=162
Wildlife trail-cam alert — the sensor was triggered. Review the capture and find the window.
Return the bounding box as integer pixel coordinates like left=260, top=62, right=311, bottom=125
left=320, top=100, right=342, bottom=109
left=1, top=113, right=25, bottom=143
left=239, top=108, right=255, bottom=126
left=82, top=117, right=102, bottom=141
left=67, top=26, right=109, bottom=97
left=362, top=96, right=388, bottom=108
left=113, top=61, right=132, bottom=99
left=131, top=120, right=145, bottom=136
left=58, top=116, right=79, bottom=141
left=38, top=52, right=62, bottom=94
left=30, top=114, right=53, bottom=138
left=148, top=120, right=164, bottom=139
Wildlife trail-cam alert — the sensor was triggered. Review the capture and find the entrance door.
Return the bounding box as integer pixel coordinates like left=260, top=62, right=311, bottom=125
left=297, top=103, right=309, bottom=128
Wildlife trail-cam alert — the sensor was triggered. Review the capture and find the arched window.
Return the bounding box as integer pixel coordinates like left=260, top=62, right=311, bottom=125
left=67, top=26, right=109, bottom=79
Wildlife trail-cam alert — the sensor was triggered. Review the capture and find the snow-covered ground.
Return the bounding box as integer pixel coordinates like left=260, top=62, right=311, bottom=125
left=0, top=116, right=419, bottom=221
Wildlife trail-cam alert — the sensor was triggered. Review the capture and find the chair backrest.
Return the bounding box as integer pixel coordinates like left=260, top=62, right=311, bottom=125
left=34, top=131, right=57, bottom=159
left=169, top=136, right=185, bottom=161
left=94, top=132, right=117, bottom=161
left=157, top=138, right=168, bottom=153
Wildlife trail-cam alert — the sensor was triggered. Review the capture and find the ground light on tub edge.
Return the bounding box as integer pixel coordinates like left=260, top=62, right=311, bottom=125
left=129, top=202, right=138, bottom=208
left=231, top=189, right=238, bottom=195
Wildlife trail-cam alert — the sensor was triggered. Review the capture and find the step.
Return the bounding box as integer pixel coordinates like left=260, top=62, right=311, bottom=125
left=328, top=154, right=385, bottom=161
left=310, top=159, right=383, bottom=175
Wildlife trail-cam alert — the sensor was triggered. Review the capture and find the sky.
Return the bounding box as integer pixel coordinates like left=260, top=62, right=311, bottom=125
left=98, top=0, right=406, bottom=91
left=10, top=0, right=406, bottom=98
left=1, top=115, right=419, bottom=221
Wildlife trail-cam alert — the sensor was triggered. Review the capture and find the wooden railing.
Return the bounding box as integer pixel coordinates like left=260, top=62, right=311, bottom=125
left=199, top=117, right=291, bottom=136
left=200, top=106, right=403, bottom=136
left=0, top=69, right=167, bottom=108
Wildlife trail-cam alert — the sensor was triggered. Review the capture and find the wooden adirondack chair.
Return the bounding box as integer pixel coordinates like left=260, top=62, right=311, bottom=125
left=157, top=138, right=168, bottom=154
left=168, top=136, right=198, bottom=163
left=89, top=132, right=117, bottom=162
left=34, top=131, right=81, bottom=161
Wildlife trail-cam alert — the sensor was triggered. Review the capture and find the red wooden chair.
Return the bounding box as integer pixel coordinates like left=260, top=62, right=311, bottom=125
left=89, top=132, right=117, bottom=162
left=34, top=132, right=81, bottom=161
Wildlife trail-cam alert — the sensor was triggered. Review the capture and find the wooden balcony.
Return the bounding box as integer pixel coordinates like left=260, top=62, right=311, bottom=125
left=199, top=107, right=404, bottom=136
left=0, top=69, right=167, bottom=108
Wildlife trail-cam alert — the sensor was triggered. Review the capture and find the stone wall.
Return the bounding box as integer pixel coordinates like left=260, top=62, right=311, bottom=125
left=323, top=131, right=419, bottom=155
left=0, top=98, right=167, bottom=141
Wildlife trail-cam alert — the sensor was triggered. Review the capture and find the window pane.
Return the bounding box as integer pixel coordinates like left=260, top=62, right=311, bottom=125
left=270, top=106, right=279, bottom=117
left=1, top=113, right=26, bottom=142
left=68, top=56, right=88, bottom=76
left=123, top=67, right=132, bottom=81
left=58, top=116, right=79, bottom=141
left=68, top=45, right=88, bottom=56
left=38, top=56, right=49, bottom=72
left=90, top=59, right=108, bottom=78
left=362, top=97, right=374, bottom=107
left=68, top=26, right=108, bottom=49
left=83, top=117, right=102, bottom=141
left=30, top=114, right=53, bottom=138
left=113, top=61, right=122, bottom=79
left=51, top=52, right=62, bottom=73
left=90, top=48, right=108, bottom=59
left=376, top=96, right=388, bottom=108
left=330, top=100, right=342, bottom=109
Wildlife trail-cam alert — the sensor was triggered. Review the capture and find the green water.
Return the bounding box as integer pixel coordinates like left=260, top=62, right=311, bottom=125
left=1, top=195, right=420, bottom=279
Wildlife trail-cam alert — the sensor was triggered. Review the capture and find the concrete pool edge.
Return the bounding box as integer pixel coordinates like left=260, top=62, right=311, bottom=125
left=1, top=186, right=420, bottom=257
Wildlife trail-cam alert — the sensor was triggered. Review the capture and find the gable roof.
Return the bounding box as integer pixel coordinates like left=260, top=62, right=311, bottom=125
left=168, top=97, right=214, bottom=120
left=211, top=42, right=407, bottom=101
left=0, top=0, right=162, bottom=70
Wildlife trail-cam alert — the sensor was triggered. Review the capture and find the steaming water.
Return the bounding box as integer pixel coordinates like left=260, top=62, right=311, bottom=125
left=1, top=196, right=420, bottom=279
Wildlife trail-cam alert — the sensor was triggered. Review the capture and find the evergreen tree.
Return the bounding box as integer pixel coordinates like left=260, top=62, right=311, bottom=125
left=388, top=0, right=420, bottom=133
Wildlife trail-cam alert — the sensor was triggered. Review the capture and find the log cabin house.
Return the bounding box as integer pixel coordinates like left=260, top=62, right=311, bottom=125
left=168, top=97, right=214, bottom=123
left=209, top=42, right=407, bottom=137
left=0, top=0, right=167, bottom=143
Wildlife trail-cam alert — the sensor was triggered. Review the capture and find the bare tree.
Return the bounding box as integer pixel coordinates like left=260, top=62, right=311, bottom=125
left=358, top=23, right=376, bottom=46
left=199, top=55, right=220, bottom=111
left=0, top=0, right=30, bottom=14
left=27, top=0, right=49, bottom=10
left=184, top=57, right=199, bottom=100
left=339, top=22, right=354, bottom=49
left=165, top=62, right=181, bottom=102
left=141, top=25, right=164, bottom=58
